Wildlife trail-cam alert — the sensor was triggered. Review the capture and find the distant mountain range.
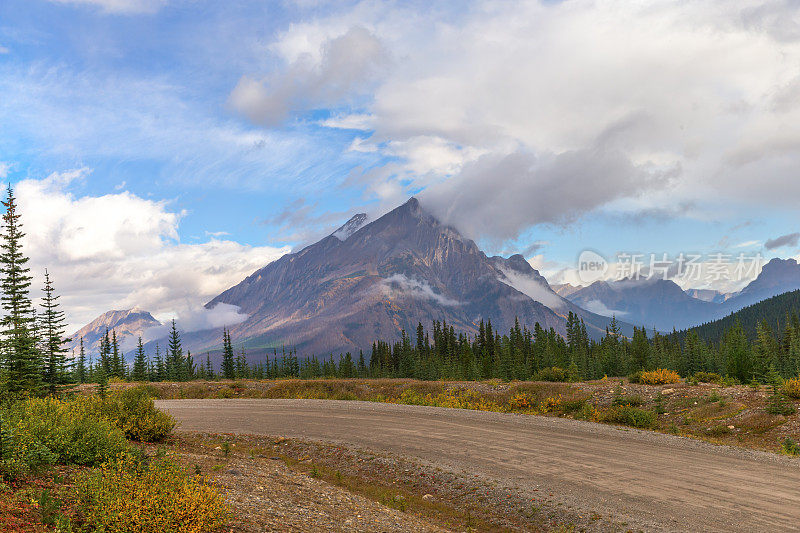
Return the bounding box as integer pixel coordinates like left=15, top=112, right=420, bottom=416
left=561, top=258, right=800, bottom=331
left=70, top=198, right=800, bottom=359
left=68, top=309, right=161, bottom=355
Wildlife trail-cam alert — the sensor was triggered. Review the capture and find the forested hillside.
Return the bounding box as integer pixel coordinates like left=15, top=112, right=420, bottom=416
left=677, top=290, right=800, bottom=345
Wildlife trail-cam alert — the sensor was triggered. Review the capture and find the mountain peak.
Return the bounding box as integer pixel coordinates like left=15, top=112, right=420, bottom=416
left=397, top=196, right=424, bottom=217
left=763, top=257, right=798, bottom=269
left=404, top=196, right=420, bottom=208
left=332, top=213, right=369, bottom=241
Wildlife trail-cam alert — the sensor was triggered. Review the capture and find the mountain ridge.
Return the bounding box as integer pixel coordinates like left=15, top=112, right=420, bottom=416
left=68, top=309, right=161, bottom=355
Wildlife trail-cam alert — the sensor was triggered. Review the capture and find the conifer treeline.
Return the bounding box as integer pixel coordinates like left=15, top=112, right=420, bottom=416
left=3, top=179, right=800, bottom=393
left=74, top=311, right=800, bottom=385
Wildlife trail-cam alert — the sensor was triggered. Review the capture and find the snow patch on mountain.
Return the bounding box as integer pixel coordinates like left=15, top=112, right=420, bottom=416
left=332, top=213, right=369, bottom=241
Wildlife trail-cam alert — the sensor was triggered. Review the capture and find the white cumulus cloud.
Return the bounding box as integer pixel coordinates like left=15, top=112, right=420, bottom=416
left=15, top=170, right=289, bottom=330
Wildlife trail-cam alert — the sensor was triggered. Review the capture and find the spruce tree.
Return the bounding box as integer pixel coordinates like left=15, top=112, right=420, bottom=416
left=99, top=329, right=111, bottom=377
left=153, top=342, right=164, bottom=381
left=185, top=350, right=195, bottom=380
left=41, top=270, right=71, bottom=395
left=222, top=328, right=235, bottom=379
left=205, top=354, right=214, bottom=380
left=0, top=184, right=41, bottom=395
left=111, top=330, right=123, bottom=378
left=724, top=320, right=752, bottom=383
left=76, top=337, right=87, bottom=384
left=753, top=320, right=777, bottom=383
left=167, top=319, right=184, bottom=381
left=132, top=336, right=147, bottom=382
left=357, top=350, right=367, bottom=377
left=766, top=364, right=793, bottom=415
left=96, top=365, right=108, bottom=399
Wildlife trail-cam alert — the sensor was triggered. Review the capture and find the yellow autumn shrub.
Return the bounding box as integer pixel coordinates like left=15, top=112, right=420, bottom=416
left=508, top=393, right=536, bottom=411
left=785, top=377, right=800, bottom=399
left=78, top=453, right=229, bottom=533
left=638, top=369, right=681, bottom=385
left=396, top=387, right=501, bottom=412
left=537, top=395, right=563, bottom=413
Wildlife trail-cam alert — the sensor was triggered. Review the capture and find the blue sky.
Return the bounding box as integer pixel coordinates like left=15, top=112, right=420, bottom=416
left=1, top=0, right=799, bottom=328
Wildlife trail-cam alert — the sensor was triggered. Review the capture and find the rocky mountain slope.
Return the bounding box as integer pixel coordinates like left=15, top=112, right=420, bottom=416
left=685, top=288, right=735, bottom=304
left=69, top=309, right=161, bottom=355
left=180, top=198, right=628, bottom=356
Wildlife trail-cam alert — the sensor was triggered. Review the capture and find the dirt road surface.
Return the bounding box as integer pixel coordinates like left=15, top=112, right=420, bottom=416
left=157, top=399, right=800, bottom=532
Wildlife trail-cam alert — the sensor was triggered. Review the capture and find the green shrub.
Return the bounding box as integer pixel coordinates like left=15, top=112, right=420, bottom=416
left=533, top=366, right=578, bottom=382
left=600, top=406, right=657, bottom=429
left=705, top=390, right=723, bottom=403
left=560, top=398, right=587, bottom=413
left=612, top=394, right=644, bottom=407
left=782, top=437, right=800, bottom=456
left=766, top=367, right=795, bottom=416
left=689, top=371, right=722, bottom=384
left=627, top=370, right=643, bottom=384
left=95, top=387, right=175, bottom=442
left=1, top=397, right=128, bottom=479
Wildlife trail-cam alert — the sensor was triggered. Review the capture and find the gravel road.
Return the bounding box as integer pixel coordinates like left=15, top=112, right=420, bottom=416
left=157, top=399, right=800, bottom=532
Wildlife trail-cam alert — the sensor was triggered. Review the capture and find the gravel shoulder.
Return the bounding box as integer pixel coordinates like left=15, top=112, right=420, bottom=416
left=158, top=398, right=800, bottom=532
left=170, top=444, right=449, bottom=533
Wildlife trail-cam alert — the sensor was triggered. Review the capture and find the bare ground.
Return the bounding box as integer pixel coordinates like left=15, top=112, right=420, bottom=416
left=158, top=399, right=800, bottom=532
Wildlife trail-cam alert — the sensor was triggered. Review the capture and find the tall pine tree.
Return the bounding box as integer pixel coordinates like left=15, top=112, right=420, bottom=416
left=0, top=184, right=41, bottom=394
left=76, top=337, right=87, bottom=384
left=222, top=328, right=235, bottom=379
left=41, top=270, right=71, bottom=395
left=167, top=319, right=184, bottom=381
left=132, top=336, right=147, bottom=382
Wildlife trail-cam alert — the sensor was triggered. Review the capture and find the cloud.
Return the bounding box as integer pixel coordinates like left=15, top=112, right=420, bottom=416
left=765, top=232, right=800, bottom=250
left=420, top=148, right=671, bottom=242
left=582, top=299, right=629, bottom=318
left=142, top=303, right=249, bottom=345
left=0, top=46, right=8, bottom=55
left=47, top=0, right=167, bottom=14
left=15, top=172, right=289, bottom=330
left=0, top=62, right=331, bottom=193
left=521, top=241, right=549, bottom=257
left=247, top=1, right=800, bottom=242
left=259, top=197, right=353, bottom=245
left=229, top=26, right=388, bottom=126
left=382, top=274, right=460, bottom=306
left=496, top=267, right=564, bottom=310
left=0, top=162, right=10, bottom=178
left=320, top=113, right=373, bottom=130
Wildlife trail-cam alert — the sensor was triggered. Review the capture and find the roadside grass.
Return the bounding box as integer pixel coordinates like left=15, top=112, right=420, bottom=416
left=108, top=377, right=800, bottom=454
left=279, top=451, right=506, bottom=532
